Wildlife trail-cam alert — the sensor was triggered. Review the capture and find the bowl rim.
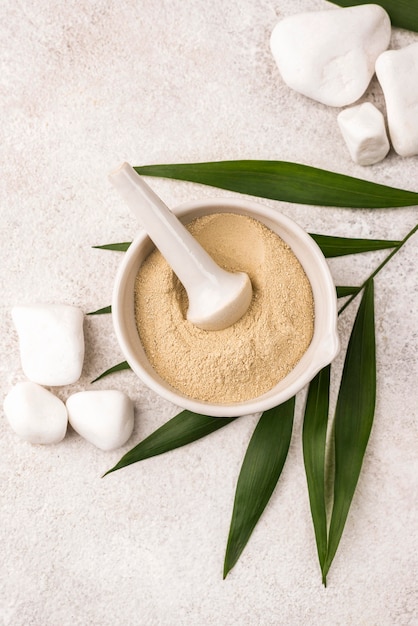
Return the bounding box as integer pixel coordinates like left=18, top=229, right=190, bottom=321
left=112, top=197, right=339, bottom=417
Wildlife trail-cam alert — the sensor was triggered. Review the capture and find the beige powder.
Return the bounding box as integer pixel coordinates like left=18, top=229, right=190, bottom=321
left=134, top=212, right=314, bottom=403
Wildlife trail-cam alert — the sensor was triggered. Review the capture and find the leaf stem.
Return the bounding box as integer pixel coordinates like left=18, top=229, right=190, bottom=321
left=338, top=222, right=418, bottom=315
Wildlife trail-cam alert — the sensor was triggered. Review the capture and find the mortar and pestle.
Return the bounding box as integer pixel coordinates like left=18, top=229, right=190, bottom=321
left=110, top=162, right=339, bottom=417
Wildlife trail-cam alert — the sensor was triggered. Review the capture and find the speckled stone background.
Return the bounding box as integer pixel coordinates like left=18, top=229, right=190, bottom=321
left=1, top=1, right=417, bottom=625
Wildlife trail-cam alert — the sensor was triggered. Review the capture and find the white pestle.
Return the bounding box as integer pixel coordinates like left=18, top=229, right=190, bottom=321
left=109, top=163, right=253, bottom=331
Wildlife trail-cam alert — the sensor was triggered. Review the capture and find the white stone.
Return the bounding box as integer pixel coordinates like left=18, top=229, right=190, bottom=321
left=66, top=390, right=134, bottom=451
left=375, top=43, right=418, bottom=157
left=3, top=382, right=68, bottom=444
left=270, top=4, right=391, bottom=107
left=337, top=102, right=390, bottom=165
left=12, top=304, right=85, bottom=386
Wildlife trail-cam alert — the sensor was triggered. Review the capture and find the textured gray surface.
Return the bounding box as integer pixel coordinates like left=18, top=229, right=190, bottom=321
left=1, top=1, right=417, bottom=625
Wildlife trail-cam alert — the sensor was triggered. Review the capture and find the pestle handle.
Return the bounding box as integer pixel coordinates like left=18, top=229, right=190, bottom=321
left=109, top=163, right=228, bottom=290
left=109, top=163, right=252, bottom=331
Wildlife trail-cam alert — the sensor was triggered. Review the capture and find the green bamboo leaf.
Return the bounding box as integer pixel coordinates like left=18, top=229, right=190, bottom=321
left=134, top=161, right=418, bottom=209
left=223, top=398, right=295, bottom=578
left=336, top=286, right=360, bottom=298
left=310, top=233, right=400, bottom=258
left=302, top=365, right=331, bottom=573
left=93, top=242, right=132, bottom=251
left=104, top=411, right=237, bottom=476
left=323, top=279, right=376, bottom=584
left=91, top=360, right=131, bottom=382
left=329, top=0, right=418, bottom=33
left=87, top=305, right=112, bottom=315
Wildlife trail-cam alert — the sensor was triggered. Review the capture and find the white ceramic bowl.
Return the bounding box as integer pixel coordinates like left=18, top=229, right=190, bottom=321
left=112, top=198, right=339, bottom=417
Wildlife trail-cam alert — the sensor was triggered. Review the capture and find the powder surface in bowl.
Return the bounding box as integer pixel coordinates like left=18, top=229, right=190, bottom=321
left=134, top=213, right=314, bottom=403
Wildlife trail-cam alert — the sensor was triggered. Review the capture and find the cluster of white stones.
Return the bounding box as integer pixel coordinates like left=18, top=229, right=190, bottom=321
left=270, top=4, right=418, bottom=165
left=3, top=304, right=134, bottom=450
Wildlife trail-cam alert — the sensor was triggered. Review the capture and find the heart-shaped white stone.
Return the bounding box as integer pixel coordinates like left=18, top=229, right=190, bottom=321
left=66, top=390, right=134, bottom=451
left=270, top=4, right=391, bottom=107
left=4, top=382, right=68, bottom=444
